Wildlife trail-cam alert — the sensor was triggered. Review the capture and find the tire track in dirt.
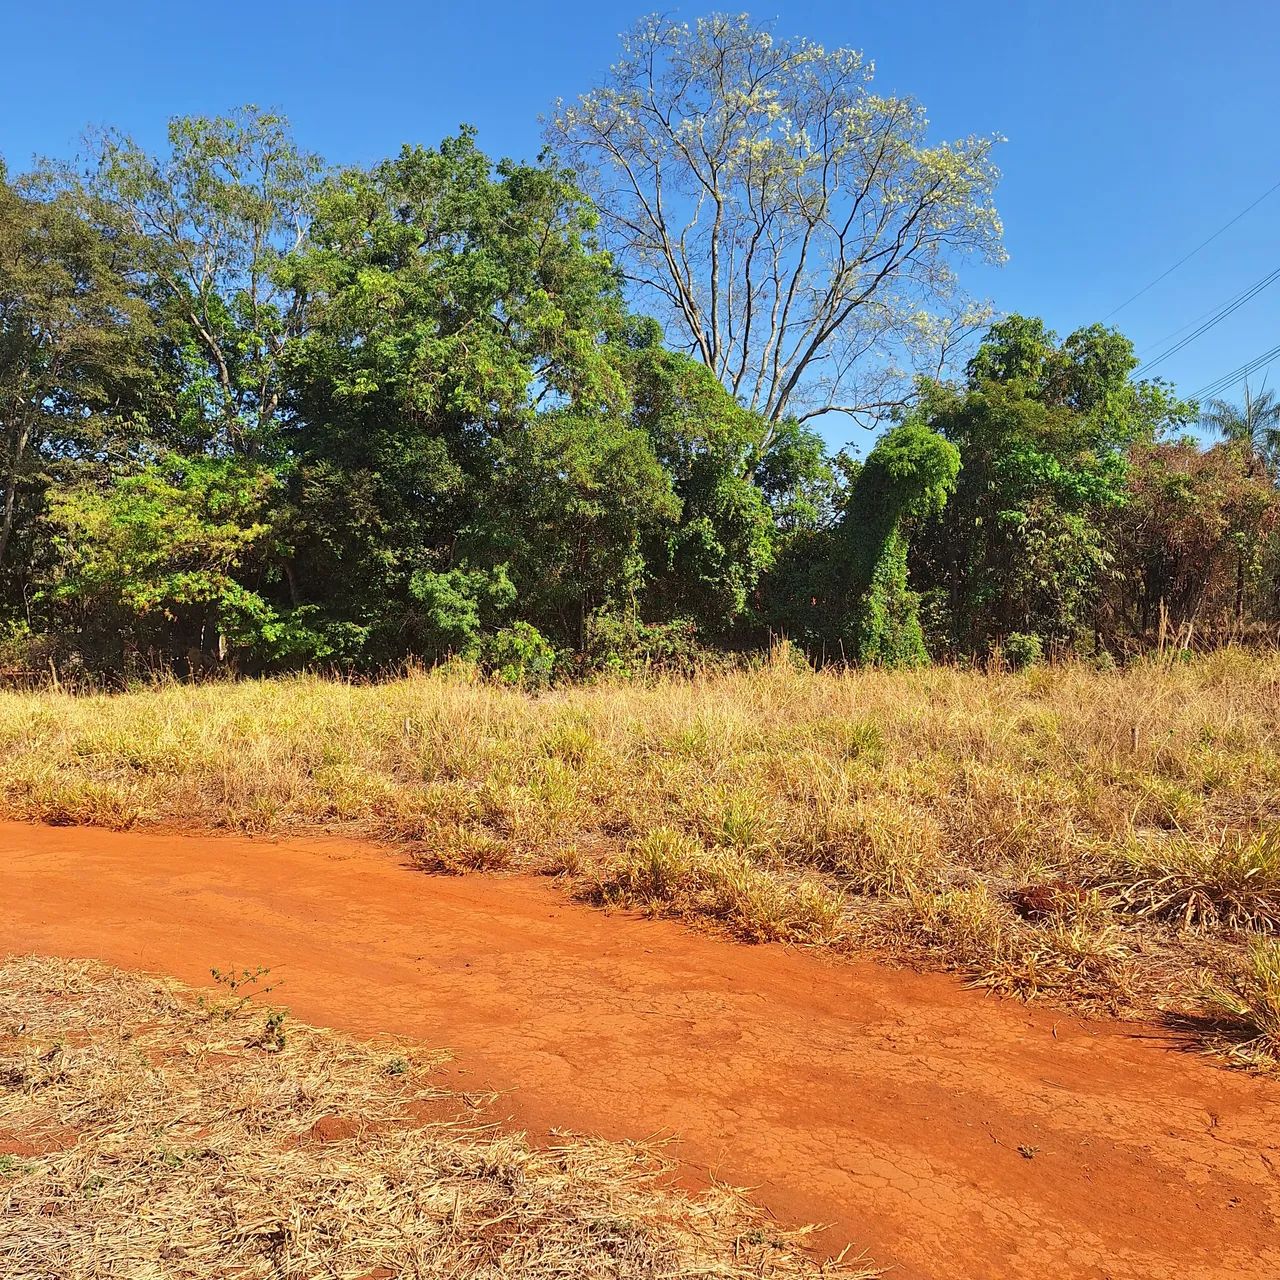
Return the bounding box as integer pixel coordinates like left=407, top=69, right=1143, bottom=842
left=1, top=821, right=1277, bottom=1279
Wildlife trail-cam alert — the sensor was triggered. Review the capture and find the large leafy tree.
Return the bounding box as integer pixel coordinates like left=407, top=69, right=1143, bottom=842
left=0, top=164, right=154, bottom=606
left=627, top=342, right=778, bottom=631
left=494, top=408, right=680, bottom=643
left=549, top=11, right=1003, bottom=429
left=279, top=131, right=652, bottom=657
left=912, top=316, right=1195, bottom=653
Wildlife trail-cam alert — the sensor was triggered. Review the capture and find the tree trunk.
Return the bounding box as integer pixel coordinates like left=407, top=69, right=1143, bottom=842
left=0, top=422, right=32, bottom=569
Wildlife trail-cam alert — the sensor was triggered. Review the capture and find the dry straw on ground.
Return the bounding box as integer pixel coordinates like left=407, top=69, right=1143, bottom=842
left=1, top=649, right=1278, bottom=1028
left=0, top=954, right=870, bottom=1279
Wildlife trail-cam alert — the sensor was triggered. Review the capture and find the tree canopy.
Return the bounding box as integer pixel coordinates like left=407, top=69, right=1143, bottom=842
left=548, top=12, right=1003, bottom=429
left=2, top=20, right=1277, bottom=681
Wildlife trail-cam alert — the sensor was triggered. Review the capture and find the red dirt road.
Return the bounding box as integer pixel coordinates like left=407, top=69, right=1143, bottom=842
left=1, top=821, right=1277, bottom=1279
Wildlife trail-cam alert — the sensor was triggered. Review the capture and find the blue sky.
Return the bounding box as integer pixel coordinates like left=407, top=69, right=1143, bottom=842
left=3, top=1, right=1275, bottom=451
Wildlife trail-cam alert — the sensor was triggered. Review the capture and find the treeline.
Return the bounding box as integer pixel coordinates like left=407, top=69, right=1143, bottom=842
left=2, top=18, right=1278, bottom=681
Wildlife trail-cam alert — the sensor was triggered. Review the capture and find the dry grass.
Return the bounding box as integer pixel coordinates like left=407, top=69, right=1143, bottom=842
left=2, top=648, right=1279, bottom=1020
left=1201, top=938, right=1280, bottom=1069
left=1097, top=829, right=1280, bottom=930
left=0, top=954, right=870, bottom=1279
left=590, top=827, right=846, bottom=944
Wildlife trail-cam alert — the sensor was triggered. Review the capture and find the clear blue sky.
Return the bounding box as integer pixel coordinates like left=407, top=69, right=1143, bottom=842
left=3, top=1, right=1275, bottom=450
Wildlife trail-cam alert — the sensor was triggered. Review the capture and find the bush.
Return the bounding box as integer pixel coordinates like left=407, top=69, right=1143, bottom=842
left=483, top=622, right=556, bottom=688
left=1003, top=632, right=1044, bottom=670
left=581, top=609, right=703, bottom=676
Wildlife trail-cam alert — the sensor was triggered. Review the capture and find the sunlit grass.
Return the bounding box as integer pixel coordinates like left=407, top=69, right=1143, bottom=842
left=2, top=648, right=1278, bottom=1022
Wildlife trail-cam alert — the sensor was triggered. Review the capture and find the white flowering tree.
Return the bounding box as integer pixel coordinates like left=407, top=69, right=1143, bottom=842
left=549, top=12, right=1005, bottom=431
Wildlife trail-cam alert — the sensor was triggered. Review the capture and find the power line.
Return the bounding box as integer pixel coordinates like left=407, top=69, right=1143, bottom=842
left=1136, top=265, right=1280, bottom=375
left=1103, top=176, right=1280, bottom=321
left=1192, top=340, right=1280, bottom=402
left=1138, top=265, right=1280, bottom=356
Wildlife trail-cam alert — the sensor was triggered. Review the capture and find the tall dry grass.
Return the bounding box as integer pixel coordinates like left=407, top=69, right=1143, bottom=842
left=2, top=649, right=1278, bottom=1025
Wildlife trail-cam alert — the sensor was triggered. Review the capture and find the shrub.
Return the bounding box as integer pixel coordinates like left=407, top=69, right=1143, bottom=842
left=1003, top=632, right=1044, bottom=670
left=483, top=622, right=556, bottom=688
left=581, top=609, right=703, bottom=677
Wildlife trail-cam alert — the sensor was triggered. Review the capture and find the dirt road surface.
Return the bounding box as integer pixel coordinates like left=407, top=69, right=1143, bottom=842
left=1, top=821, right=1276, bottom=1278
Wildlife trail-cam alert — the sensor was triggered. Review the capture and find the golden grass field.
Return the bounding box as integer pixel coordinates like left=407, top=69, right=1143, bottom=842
left=0, top=955, right=865, bottom=1279
left=2, top=649, right=1278, bottom=1063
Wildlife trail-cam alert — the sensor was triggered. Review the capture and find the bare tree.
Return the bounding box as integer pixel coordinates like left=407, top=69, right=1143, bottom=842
left=549, top=12, right=1004, bottom=431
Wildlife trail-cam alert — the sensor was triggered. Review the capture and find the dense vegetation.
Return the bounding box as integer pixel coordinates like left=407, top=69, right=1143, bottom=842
left=2, top=14, right=1277, bottom=682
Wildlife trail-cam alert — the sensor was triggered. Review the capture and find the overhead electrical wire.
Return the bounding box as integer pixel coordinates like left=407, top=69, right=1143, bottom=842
left=1138, top=264, right=1280, bottom=358
left=1135, top=264, right=1280, bottom=375
left=1191, top=340, right=1280, bottom=402
left=1103, top=176, right=1280, bottom=321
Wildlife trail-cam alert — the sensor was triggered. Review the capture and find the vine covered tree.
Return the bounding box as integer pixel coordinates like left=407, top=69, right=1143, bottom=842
left=764, top=419, right=958, bottom=665
left=844, top=422, right=959, bottom=663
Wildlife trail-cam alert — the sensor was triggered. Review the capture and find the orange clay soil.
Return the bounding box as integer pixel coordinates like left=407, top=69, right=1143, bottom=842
left=1, top=821, right=1277, bottom=1280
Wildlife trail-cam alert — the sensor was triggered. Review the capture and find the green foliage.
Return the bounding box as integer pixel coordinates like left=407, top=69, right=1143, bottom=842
left=761, top=423, right=959, bottom=666
left=86, top=106, right=322, bottom=454
left=581, top=609, right=702, bottom=677
left=41, top=456, right=295, bottom=666
left=495, top=408, right=679, bottom=634
left=483, top=621, right=556, bottom=688
left=4, top=99, right=1278, bottom=678
left=1003, top=632, right=1044, bottom=670
left=407, top=565, right=516, bottom=660
left=844, top=424, right=961, bottom=666
left=628, top=347, right=777, bottom=632
left=912, top=315, right=1196, bottom=655
left=278, top=130, right=670, bottom=658
left=0, top=166, right=155, bottom=601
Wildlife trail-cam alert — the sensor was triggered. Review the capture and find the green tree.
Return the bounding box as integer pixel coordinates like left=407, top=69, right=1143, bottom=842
left=493, top=408, right=680, bottom=644
left=765, top=422, right=958, bottom=665
left=0, top=164, right=153, bottom=604
left=913, top=316, right=1195, bottom=653
left=627, top=344, right=776, bottom=632
left=407, top=564, right=516, bottom=660
left=280, top=131, right=646, bottom=657
left=85, top=107, right=322, bottom=455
